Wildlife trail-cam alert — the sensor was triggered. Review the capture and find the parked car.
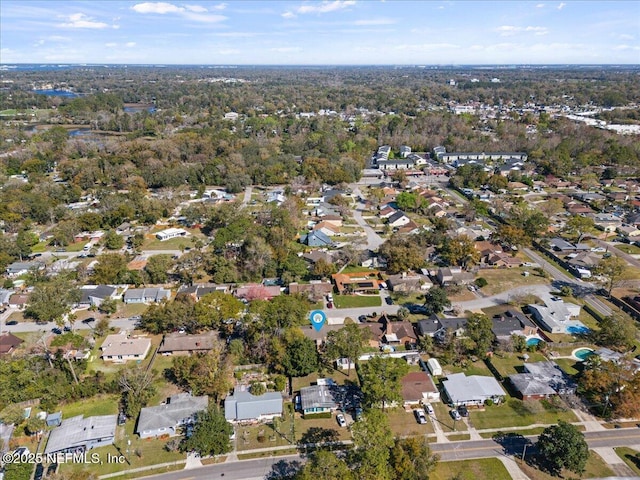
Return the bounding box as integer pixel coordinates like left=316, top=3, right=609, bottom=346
left=354, top=407, right=363, bottom=420
left=51, top=328, right=62, bottom=335
left=358, top=315, right=367, bottom=322
left=457, top=405, right=469, bottom=417
left=424, top=403, right=435, bottom=415
left=336, top=413, right=347, bottom=427
left=6, top=320, right=18, bottom=326
left=414, top=409, right=427, bottom=424
left=327, top=302, right=333, bottom=309
left=450, top=409, right=461, bottom=420
left=385, top=297, right=393, bottom=305
left=82, top=317, right=95, bottom=324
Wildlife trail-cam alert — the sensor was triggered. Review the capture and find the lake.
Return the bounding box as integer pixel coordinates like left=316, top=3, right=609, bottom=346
left=33, top=89, right=79, bottom=98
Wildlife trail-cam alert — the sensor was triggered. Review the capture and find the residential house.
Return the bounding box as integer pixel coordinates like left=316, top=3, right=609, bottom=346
left=388, top=211, right=411, bottom=228
left=361, top=250, right=388, bottom=269
left=508, top=361, right=576, bottom=400
left=100, top=332, right=151, bottom=362
left=44, top=414, right=117, bottom=454
left=416, top=315, right=468, bottom=342
left=224, top=386, right=283, bottom=423
left=79, top=285, right=117, bottom=307
left=301, top=250, right=336, bottom=266
left=566, top=251, right=601, bottom=277
left=379, top=206, right=397, bottom=220
left=6, top=261, right=44, bottom=277
left=491, top=310, right=537, bottom=340
left=288, top=281, right=333, bottom=301
left=486, top=253, right=522, bottom=268
left=0, top=333, right=23, bottom=355
left=0, top=288, right=12, bottom=306
left=591, top=213, right=622, bottom=232
left=397, top=221, right=421, bottom=234
left=299, top=379, right=340, bottom=415
left=436, top=267, right=475, bottom=286
left=155, top=228, right=189, bottom=241
left=136, top=394, right=208, bottom=439
left=617, top=224, right=640, bottom=238
left=312, top=221, right=341, bottom=237
left=527, top=297, right=581, bottom=333
left=299, top=231, right=334, bottom=247
left=548, top=238, right=589, bottom=253
left=442, top=373, right=506, bottom=407
left=266, top=189, right=286, bottom=205
left=8, top=293, right=29, bottom=309
left=384, top=321, right=418, bottom=348
left=178, top=283, right=232, bottom=301
left=123, top=287, right=171, bottom=304
left=235, top=284, right=281, bottom=301
left=386, top=273, right=432, bottom=293
left=158, top=331, right=220, bottom=356
left=332, top=272, right=381, bottom=294
left=401, top=371, right=440, bottom=406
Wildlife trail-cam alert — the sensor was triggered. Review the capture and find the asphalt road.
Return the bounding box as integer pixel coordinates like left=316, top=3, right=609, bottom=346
left=137, top=428, right=640, bottom=480
left=350, top=186, right=385, bottom=251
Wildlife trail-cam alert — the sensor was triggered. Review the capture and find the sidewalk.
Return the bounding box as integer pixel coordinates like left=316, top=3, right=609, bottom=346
left=498, top=456, right=531, bottom=480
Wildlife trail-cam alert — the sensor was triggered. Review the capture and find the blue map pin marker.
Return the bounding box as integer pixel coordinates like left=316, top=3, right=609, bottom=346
left=310, top=310, right=326, bottom=332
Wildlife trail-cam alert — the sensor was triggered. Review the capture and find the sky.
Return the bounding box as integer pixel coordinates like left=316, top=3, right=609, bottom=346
left=1, top=1, right=639, bottom=65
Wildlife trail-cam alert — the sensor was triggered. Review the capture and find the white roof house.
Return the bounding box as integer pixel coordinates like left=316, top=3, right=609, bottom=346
left=100, top=332, right=151, bottom=362
left=137, top=394, right=209, bottom=439
left=44, top=415, right=117, bottom=454
left=155, top=228, right=189, bottom=241
left=442, top=373, right=505, bottom=406
left=224, top=386, right=283, bottom=423
left=528, top=296, right=581, bottom=333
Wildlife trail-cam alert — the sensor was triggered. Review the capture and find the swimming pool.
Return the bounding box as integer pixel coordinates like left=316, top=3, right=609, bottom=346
left=526, top=337, right=543, bottom=347
left=567, top=325, right=591, bottom=335
left=573, top=348, right=595, bottom=361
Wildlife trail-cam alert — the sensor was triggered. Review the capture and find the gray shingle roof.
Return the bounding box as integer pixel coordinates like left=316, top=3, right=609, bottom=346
left=44, top=415, right=117, bottom=454
left=224, top=387, right=283, bottom=421
left=136, top=394, right=208, bottom=435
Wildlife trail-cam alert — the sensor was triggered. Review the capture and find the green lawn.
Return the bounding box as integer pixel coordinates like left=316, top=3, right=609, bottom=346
left=489, top=352, right=548, bottom=378
left=469, top=397, right=577, bottom=430
left=432, top=402, right=467, bottom=433
left=476, top=268, right=550, bottom=296
left=615, top=244, right=640, bottom=254
left=59, top=394, right=120, bottom=418
left=387, top=408, right=434, bottom=437
left=553, top=357, right=582, bottom=376
left=333, top=295, right=381, bottom=309
left=142, top=236, right=196, bottom=250
left=614, top=447, right=640, bottom=475
left=60, top=420, right=185, bottom=476
left=431, top=458, right=511, bottom=480
left=517, top=450, right=614, bottom=479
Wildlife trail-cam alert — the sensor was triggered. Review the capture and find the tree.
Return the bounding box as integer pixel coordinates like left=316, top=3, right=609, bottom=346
left=144, top=254, right=174, bottom=284
left=324, top=323, right=371, bottom=375
left=181, top=406, right=233, bottom=457
left=98, top=297, right=117, bottom=315
left=358, top=356, right=409, bottom=411
left=194, top=291, right=244, bottom=332
left=25, top=278, right=80, bottom=325
left=439, top=235, right=479, bottom=267
left=295, top=450, right=354, bottom=480
left=171, top=339, right=234, bottom=403
left=493, top=224, right=530, bottom=249
left=536, top=421, right=589, bottom=476
left=511, top=333, right=526, bottom=353
left=422, top=287, right=451, bottom=316
left=596, top=315, right=637, bottom=351
left=390, top=436, right=439, bottom=480
left=281, top=331, right=319, bottom=378
left=594, top=256, right=627, bottom=296
left=102, top=230, right=125, bottom=250
left=91, top=253, right=130, bottom=284
left=465, top=313, right=494, bottom=357
left=119, top=367, right=156, bottom=419
left=379, top=235, right=425, bottom=274
left=351, top=409, right=394, bottom=480
left=564, top=215, right=596, bottom=244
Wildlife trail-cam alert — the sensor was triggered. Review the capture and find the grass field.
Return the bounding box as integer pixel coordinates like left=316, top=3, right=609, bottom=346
left=614, top=447, right=640, bottom=475
left=430, top=458, right=511, bottom=480
left=517, top=450, right=614, bottom=479
left=469, top=397, right=577, bottom=430
left=60, top=394, right=120, bottom=418
left=387, top=408, right=435, bottom=437
left=477, top=268, right=550, bottom=296
left=333, top=295, right=381, bottom=308
left=489, top=352, right=548, bottom=378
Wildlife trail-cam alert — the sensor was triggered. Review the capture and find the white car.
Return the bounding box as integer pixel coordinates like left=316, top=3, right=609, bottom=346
left=591, top=247, right=606, bottom=253
left=414, top=409, right=427, bottom=424
left=336, top=413, right=347, bottom=427
left=424, top=403, right=435, bottom=415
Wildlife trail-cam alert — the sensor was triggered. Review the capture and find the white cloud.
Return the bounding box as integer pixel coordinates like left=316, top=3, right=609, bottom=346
left=58, top=13, right=110, bottom=29
left=496, top=25, right=548, bottom=36
left=270, top=47, right=302, bottom=53
left=211, top=3, right=227, bottom=10
left=105, top=42, right=117, bottom=47
left=613, top=44, right=640, bottom=51
left=557, top=2, right=566, bottom=10
left=282, top=11, right=296, bottom=18
left=126, top=42, right=137, bottom=47
left=354, top=18, right=396, bottom=26
left=295, top=1, right=356, bottom=15
left=536, top=3, right=545, bottom=7
left=131, top=2, right=226, bottom=22
left=395, top=43, right=459, bottom=51
left=217, top=48, right=240, bottom=55
left=185, top=5, right=207, bottom=13
left=132, top=2, right=183, bottom=14
left=618, top=34, right=635, bottom=40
